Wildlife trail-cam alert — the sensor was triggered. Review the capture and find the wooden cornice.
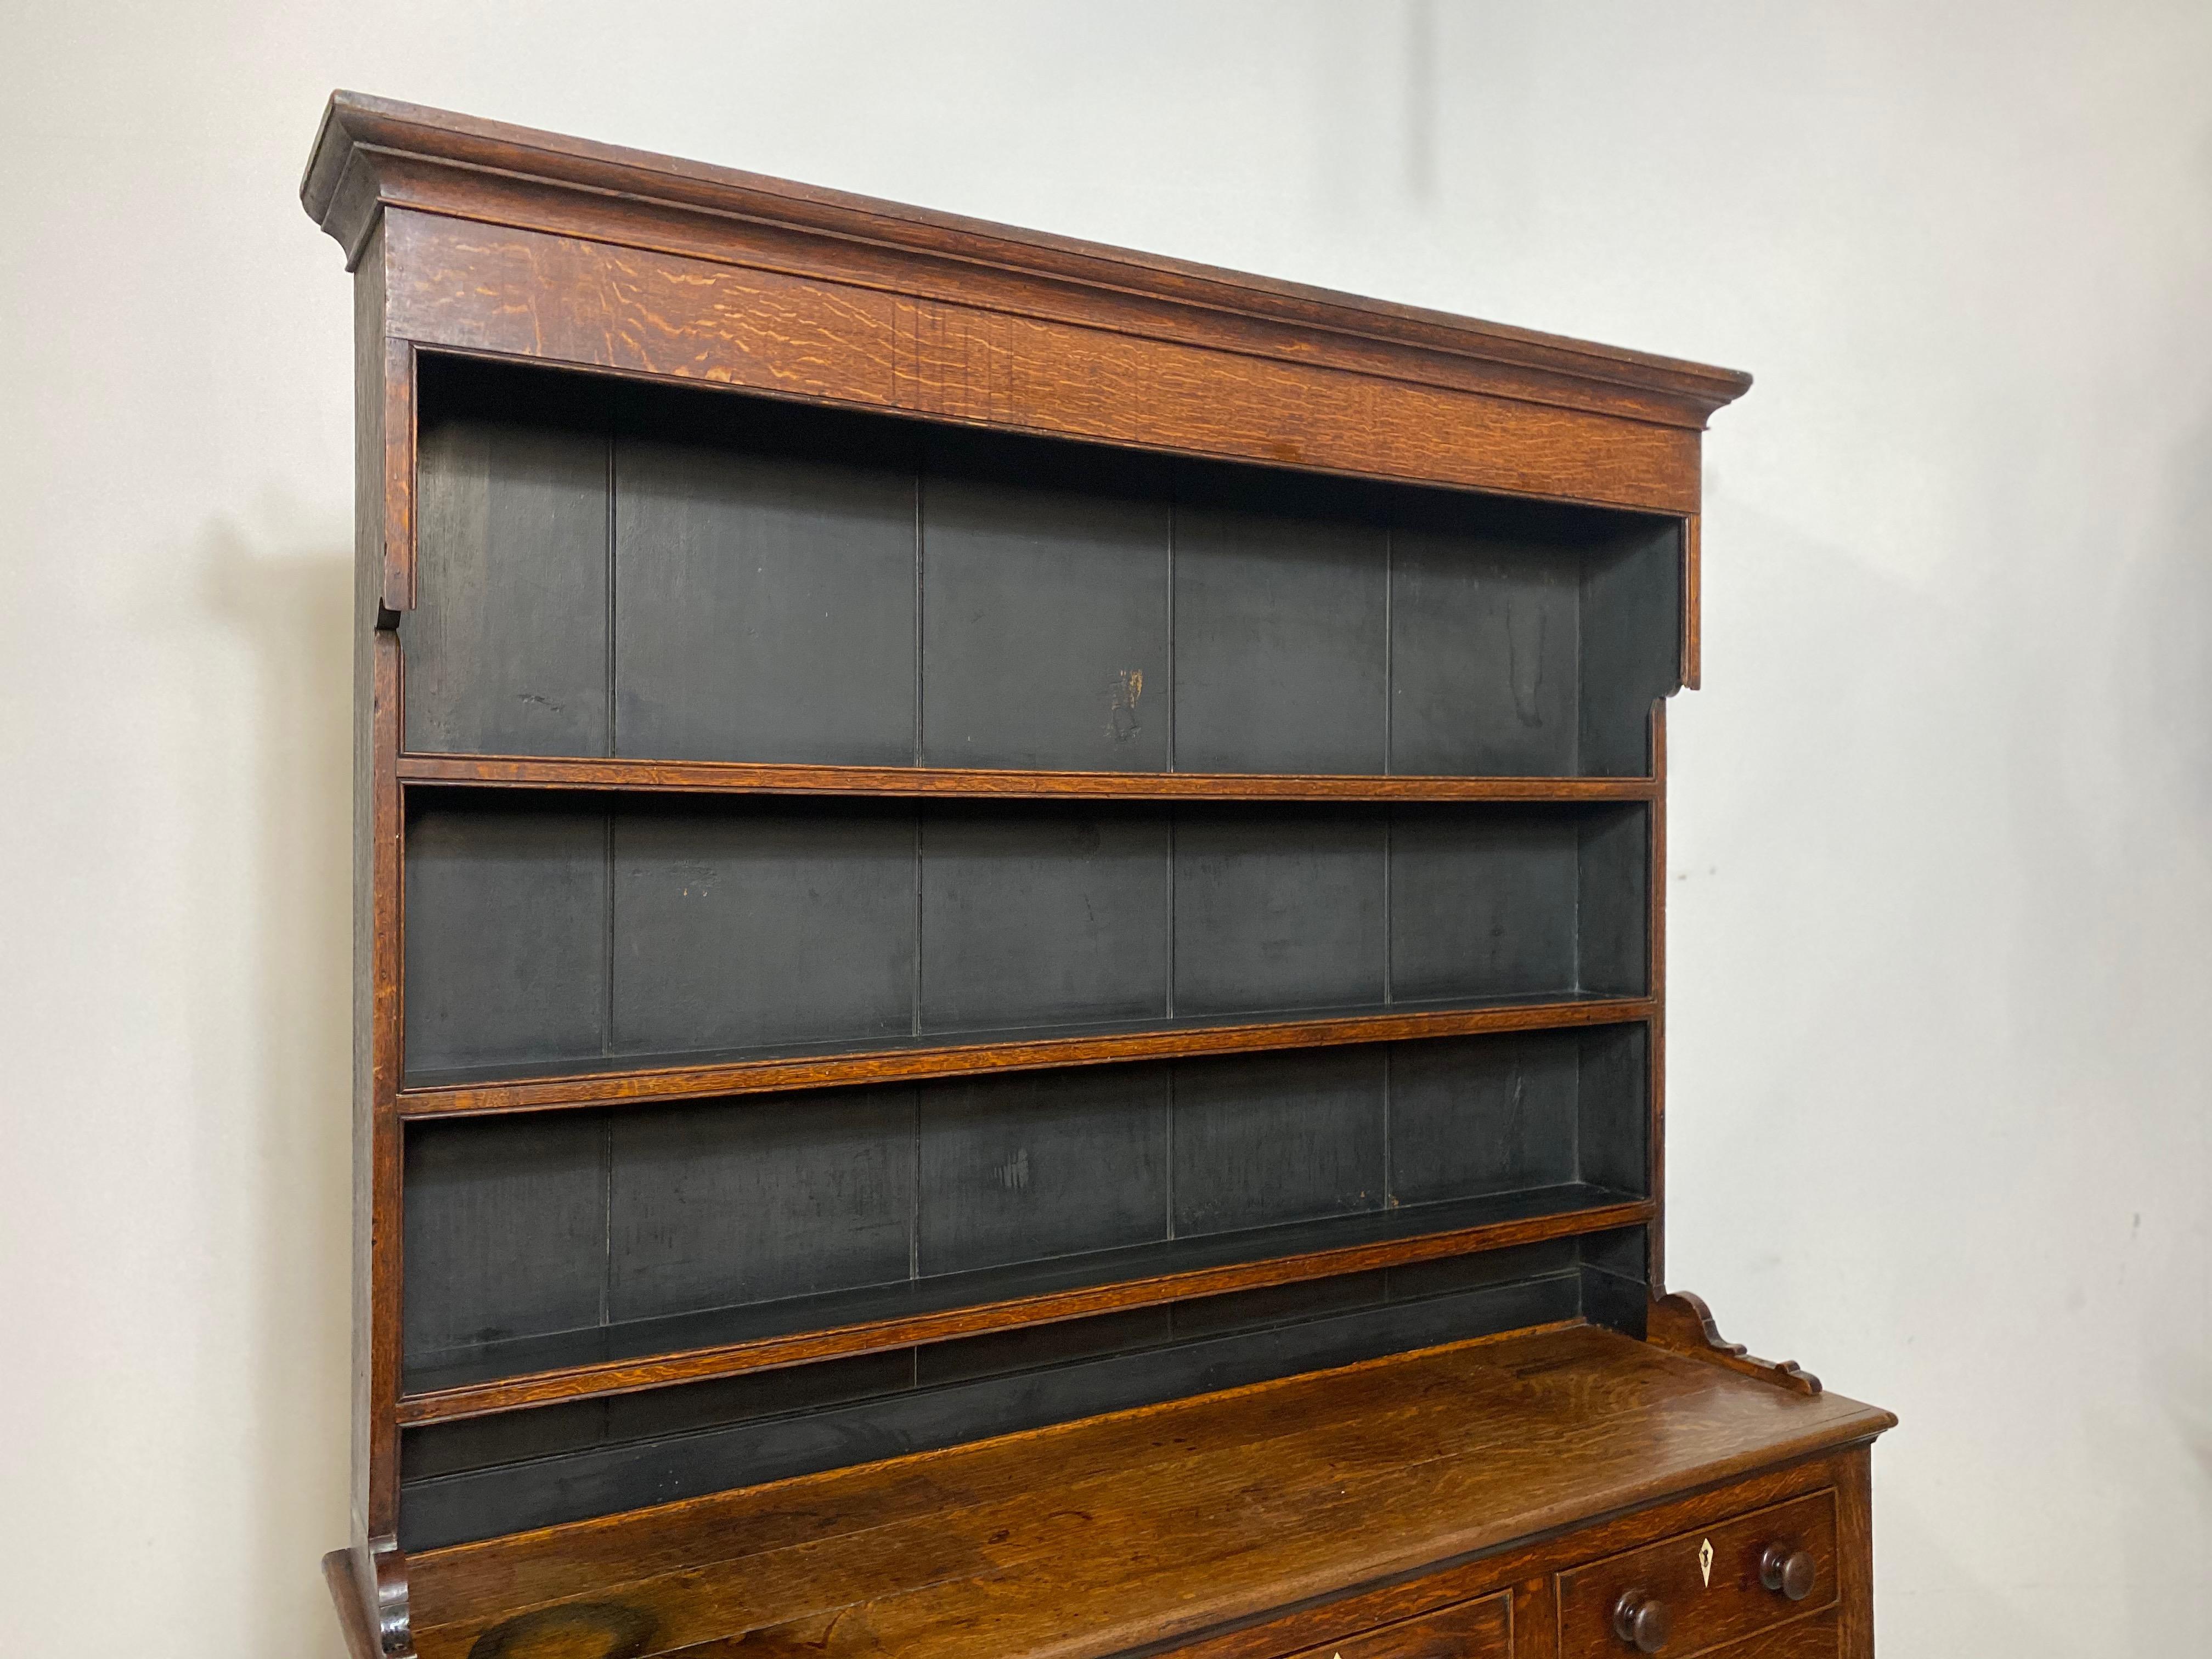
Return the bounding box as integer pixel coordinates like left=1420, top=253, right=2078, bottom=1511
left=301, top=91, right=1752, bottom=433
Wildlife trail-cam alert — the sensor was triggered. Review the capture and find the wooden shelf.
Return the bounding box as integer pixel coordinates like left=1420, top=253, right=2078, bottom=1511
left=397, top=994, right=1657, bottom=1118
left=392, top=1325, right=1893, bottom=1659
left=397, top=1184, right=1655, bottom=1424
left=396, top=752, right=1661, bottom=803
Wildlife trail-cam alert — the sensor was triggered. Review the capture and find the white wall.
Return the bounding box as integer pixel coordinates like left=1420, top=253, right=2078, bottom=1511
left=4, top=4, right=2206, bottom=1654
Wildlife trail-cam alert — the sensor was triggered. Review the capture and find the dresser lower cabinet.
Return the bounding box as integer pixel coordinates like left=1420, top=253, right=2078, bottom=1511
left=1170, top=1453, right=1870, bottom=1659
left=380, top=1327, right=1887, bottom=1659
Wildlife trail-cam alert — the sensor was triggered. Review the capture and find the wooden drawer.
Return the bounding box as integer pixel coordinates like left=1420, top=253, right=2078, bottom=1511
left=1697, top=1610, right=1839, bottom=1658
left=1558, top=1489, right=1836, bottom=1658
left=1283, top=1592, right=1511, bottom=1659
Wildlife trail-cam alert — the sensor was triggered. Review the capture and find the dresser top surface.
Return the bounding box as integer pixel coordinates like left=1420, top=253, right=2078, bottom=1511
left=408, top=1322, right=1892, bottom=1659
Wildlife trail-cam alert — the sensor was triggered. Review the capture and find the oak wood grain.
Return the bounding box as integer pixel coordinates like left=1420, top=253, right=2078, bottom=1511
left=380, top=212, right=1703, bottom=524
left=1648, top=1291, right=1822, bottom=1396
left=397, top=752, right=1661, bottom=803
left=1835, top=1447, right=1874, bottom=1659
left=395, top=998, right=1658, bottom=1119
left=1166, top=1455, right=1845, bottom=1659
left=395, top=1194, right=1655, bottom=1424
left=400, top=1324, right=1888, bottom=1659
left=1554, top=1488, right=1835, bottom=1659
left=352, top=210, right=410, bottom=1542
left=323, top=1549, right=390, bottom=1659
left=1647, top=702, right=1668, bottom=1290
left=1694, top=1609, right=1842, bottom=1659
left=299, top=95, right=1897, bottom=1659
left=1278, top=1593, right=1510, bottom=1659
left=302, top=93, right=1752, bottom=432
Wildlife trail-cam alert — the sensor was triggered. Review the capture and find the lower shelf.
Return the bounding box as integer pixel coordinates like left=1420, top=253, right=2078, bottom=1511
left=400, top=1183, right=1651, bottom=1419
left=363, top=1324, right=1895, bottom=1659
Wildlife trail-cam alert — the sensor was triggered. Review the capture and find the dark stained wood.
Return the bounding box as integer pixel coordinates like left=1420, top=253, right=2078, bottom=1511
left=1278, top=1593, right=1510, bottom=1658
left=1648, top=1291, right=1822, bottom=1395
left=396, top=752, right=1662, bottom=800
left=363, top=632, right=406, bottom=1540
left=398, top=1325, right=1888, bottom=1659
left=1647, top=703, right=1668, bottom=1289
left=307, top=95, right=1886, bottom=1659
left=323, top=1548, right=391, bottom=1659
left=394, top=996, right=1658, bottom=1118
left=1167, top=1454, right=1848, bottom=1659
left=380, top=213, right=1703, bottom=521
left=394, top=1195, right=1655, bottom=1424
left=1835, top=1447, right=1875, bottom=1659
left=1686, top=1612, right=1841, bottom=1659
left=1682, top=514, right=1703, bottom=691
left=1555, top=1488, right=1835, bottom=1659
left=302, top=95, right=1751, bottom=431
left=323, top=1538, right=415, bottom=1659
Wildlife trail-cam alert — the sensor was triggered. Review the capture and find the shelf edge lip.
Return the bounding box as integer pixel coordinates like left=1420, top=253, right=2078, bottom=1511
left=394, top=1194, right=1657, bottom=1424
left=394, top=753, right=1662, bottom=802
left=396, top=997, right=1661, bottom=1119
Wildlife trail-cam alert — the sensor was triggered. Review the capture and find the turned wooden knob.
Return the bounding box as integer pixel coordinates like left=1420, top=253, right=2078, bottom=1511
left=1760, top=1544, right=1817, bottom=1601
left=1612, top=1589, right=1673, bottom=1651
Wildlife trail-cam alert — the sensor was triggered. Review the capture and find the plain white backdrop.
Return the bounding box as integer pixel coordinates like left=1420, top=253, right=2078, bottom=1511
left=3, top=3, right=2207, bottom=1654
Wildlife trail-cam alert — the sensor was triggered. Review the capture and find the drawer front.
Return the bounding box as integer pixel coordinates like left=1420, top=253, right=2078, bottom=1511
left=1285, top=1591, right=1511, bottom=1659
left=1698, top=1610, right=1839, bottom=1658
left=1558, top=1489, right=1836, bottom=1659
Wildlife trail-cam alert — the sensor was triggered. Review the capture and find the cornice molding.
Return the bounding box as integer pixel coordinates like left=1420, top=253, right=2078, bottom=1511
left=302, top=91, right=1751, bottom=432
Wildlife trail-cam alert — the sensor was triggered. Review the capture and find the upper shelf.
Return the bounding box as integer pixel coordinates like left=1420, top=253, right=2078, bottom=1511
left=398, top=753, right=1660, bottom=803
left=399, top=992, right=1657, bottom=1118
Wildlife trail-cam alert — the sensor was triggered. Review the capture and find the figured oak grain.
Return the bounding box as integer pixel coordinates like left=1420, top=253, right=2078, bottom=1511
left=380, top=212, right=1703, bottom=518
left=394, top=1193, right=1654, bottom=1423
left=394, top=996, right=1659, bottom=1118
left=303, top=93, right=1752, bottom=432
left=396, top=752, right=1661, bottom=803
left=402, top=1325, right=1891, bottom=1659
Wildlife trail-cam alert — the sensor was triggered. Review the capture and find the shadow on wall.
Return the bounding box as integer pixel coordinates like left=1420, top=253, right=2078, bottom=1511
left=196, top=512, right=355, bottom=1655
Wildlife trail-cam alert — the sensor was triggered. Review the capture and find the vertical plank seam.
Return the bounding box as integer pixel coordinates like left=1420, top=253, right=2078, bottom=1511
left=912, top=460, right=926, bottom=1041
left=1383, top=520, right=1395, bottom=1010
left=1165, top=489, right=1178, bottom=1025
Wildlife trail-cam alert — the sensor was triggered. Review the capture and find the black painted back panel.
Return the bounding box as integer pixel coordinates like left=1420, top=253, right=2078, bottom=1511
left=920, top=443, right=1173, bottom=771
left=403, top=362, right=1678, bottom=780
left=394, top=362, right=1675, bottom=1545
left=918, top=806, right=1170, bottom=1030
left=1390, top=514, right=1582, bottom=776
left=1172, top=484, right=1389, bottom=774
left=397, top=1228, right=1649, bottom=1551
left=400, top=1028, right=1647, bottom=1378
left=611, top=800, right=916, bottom=1056
left=401, top=798, right=1645, bottom=1078
left=405, top=365, right=610, bottom=757
left=1172, top=808, right=1387, bottom=1016
left=612, top=390, right=919, bottom=765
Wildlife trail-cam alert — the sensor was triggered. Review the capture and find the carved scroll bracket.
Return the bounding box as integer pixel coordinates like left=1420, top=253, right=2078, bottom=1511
left=1647, top=1291, right=1821, bottom=1395
left=326, top=1534, right=415, bottom=1659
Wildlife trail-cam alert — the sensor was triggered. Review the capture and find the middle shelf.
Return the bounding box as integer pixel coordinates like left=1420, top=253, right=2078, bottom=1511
left=399, top=790, right=1654, bottom=1114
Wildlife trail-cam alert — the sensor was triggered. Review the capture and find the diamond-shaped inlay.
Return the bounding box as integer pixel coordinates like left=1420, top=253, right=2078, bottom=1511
left=1699, top=1536, right=1716, bottom=1586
